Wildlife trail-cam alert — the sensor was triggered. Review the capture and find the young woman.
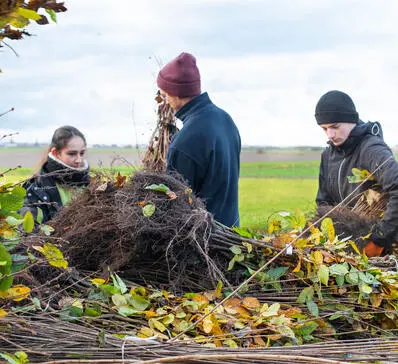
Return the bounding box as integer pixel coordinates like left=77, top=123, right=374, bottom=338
left=22, top=126, right=90, bottom=224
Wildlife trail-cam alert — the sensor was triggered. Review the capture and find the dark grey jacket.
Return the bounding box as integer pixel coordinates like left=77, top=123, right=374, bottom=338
left=316, top=121, right=398, bottom=248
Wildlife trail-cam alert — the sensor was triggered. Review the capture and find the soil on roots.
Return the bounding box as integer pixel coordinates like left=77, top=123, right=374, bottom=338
left=48, top=171, right=229, bottom=291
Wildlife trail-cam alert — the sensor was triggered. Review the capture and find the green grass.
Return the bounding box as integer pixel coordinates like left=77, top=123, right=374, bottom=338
left=240, top=161, right=320, bottom=178
left=239, top=178, right=317, bottom=230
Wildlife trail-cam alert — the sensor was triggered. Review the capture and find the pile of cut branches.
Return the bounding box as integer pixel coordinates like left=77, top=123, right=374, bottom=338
left=2, top=171, right=397, bottom=363
left=1, top=314, right=398, bottom=363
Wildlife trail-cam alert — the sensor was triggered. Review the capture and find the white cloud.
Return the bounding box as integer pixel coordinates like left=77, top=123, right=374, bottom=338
left=2, top=0, right=398, bottom=147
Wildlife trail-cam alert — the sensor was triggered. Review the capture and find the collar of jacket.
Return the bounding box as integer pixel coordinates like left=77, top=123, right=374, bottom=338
left=175, top=92, right=211, bottom=124
left=329, top=121, right=378, bottom=156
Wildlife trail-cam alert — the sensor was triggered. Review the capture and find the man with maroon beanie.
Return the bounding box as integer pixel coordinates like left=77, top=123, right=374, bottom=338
left=157, top=52, right=241, bottom=227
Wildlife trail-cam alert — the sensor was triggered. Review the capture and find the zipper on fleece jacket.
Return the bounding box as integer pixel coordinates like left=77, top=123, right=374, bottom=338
left=338, top=158, right=346, bottom=201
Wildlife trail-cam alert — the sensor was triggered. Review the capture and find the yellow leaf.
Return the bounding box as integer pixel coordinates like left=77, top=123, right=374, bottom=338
left=242, top=242, right=253, bottom=253
left=71, top=299, right=83, bottom=309
left=144, top=310, right=158, bottom=319
left=32, top=245, right=44, bottom=253
left=349, top=240, right=361, bottom=255
left=214, top=281, right=223, bottom=298
left=312, top=250, right=323, bottom=265
left=7, top=285, right=30, bottom=302
left=139, top=327, right=154, bottom=338
left=91, top=278, right=106, bottom=287
left=202, top=315, right=213, bottom=334
left=162, top=290, right=169, bottom=300
left=149, top=318, right=167, bottom=332
left=292, top=257, right=302, bottom=273
left=0, top=308, right=7, bottom=318
left=268, top=218, right=281, bottom=234
left=33, top=243, right=68, bottom=269
left=16, top=7, right=41, bottom=20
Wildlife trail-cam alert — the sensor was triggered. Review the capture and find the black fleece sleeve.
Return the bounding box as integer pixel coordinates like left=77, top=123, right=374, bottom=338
left=316, top=152, right=333, bottom=206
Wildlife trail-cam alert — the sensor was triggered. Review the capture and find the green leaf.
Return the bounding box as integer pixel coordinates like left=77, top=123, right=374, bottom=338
left=16, top=7, right=41, bottom=20
left=36, top=208, right=44, bottom=224
left=297, top=286, right=314, bottom=304
left=329, top=264, right=349, bottom=276
left=228, top=255, right=238, bottom=270
left=11, top=186, right=26, bottom=198
left=14, top=351, right=28, bottom=364
left=321, top=217, right=335, bottom=241
left=129, top=293, right=150, bottom=311
left=345, top=272, right=359, bottom=285
left=40, top=224, right=54, bottom=236
left=335, top=275, right=345, bottom=286
left=0, top=244, right=13, bottom=291
left=318, top=264, right=329, bottom=286
left=0, top=352, right=19, bottom=364
left=265, top=266, right=289, bottom=281
left=142, top=203, right=156, bottom=217
left=306, top=300, right=319, bottom=317
left=359, top=285, right=373, bottom=294
left=229, top=245, right=242, bottom=255
left=118, top=306, right=138, bottom=317
left=110, top=272, right=127, bottom=294
left=261, top=302, right=280, bottom=317
left=293, top=321, right=318, bottom=337
left=232, top=227, right=253, bottom=238
left=99, top=284, right=120, bottom=296
left=22, top=211, right=34, bottom=233
left=112, top=294, right=128, bottom=307
left=45, top=9, right=57, bottom=23
left=5, top=216, right=23, bottom=226
left=145, top=183, right=170, bottom=193
left=0, top=193, right=24, bottom=212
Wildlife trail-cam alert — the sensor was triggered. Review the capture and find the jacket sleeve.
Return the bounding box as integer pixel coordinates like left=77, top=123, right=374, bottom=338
left=19, top=184, right=40, bottom=226
left=166, top=147, right=204, bottom=193
left=367, top=142, right=398, bottom=247
left=316, top=152, right=333, bottom=206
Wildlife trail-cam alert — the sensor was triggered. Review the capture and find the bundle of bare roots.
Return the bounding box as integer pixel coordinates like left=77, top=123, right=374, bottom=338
left=315, top=189, right=393, bottom=254
left=315, top=205, right=378, bottom=248
left=37, top=171, right=235, bottom=291
left=142, top=96, right=177, bottom=173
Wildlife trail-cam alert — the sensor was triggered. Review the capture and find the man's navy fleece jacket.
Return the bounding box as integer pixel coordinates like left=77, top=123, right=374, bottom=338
left=166, top=92, right=241, bottom=227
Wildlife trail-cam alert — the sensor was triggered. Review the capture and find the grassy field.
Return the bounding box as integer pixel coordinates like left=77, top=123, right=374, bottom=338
left=240, top=161, right=320, bottom=178
left=1, top=160, right=319, bottom=231
left=239, top=178, right=317, bottom=229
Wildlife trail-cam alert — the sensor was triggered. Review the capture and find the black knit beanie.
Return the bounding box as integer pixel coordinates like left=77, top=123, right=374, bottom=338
left=315, top=90, right=359, bottom=125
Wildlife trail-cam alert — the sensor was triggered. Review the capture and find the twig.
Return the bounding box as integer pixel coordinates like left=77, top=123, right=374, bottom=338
left=139, top=353, right=346, bottom=363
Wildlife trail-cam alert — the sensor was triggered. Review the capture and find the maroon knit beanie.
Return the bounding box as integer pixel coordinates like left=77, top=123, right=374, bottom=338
left=157, top=52, right=201, bottom=98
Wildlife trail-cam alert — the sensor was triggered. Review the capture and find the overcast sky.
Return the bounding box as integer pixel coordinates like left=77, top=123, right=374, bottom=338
left=1, top=0, right=398, bottom=147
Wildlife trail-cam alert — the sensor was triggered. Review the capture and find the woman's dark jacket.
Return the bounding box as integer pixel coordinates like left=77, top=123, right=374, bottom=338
left=316, top=121, right=398, bottom=248
left=21, top=155, right=90, bottom=224
left=166, top=92, right=241, bottom=227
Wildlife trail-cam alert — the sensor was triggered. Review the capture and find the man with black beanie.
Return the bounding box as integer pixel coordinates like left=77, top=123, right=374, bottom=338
left=315, top=90, right=398, bottom=256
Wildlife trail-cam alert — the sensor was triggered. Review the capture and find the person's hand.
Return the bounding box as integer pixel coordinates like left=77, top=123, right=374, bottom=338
left=363, top=240, right=384, bottom=257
